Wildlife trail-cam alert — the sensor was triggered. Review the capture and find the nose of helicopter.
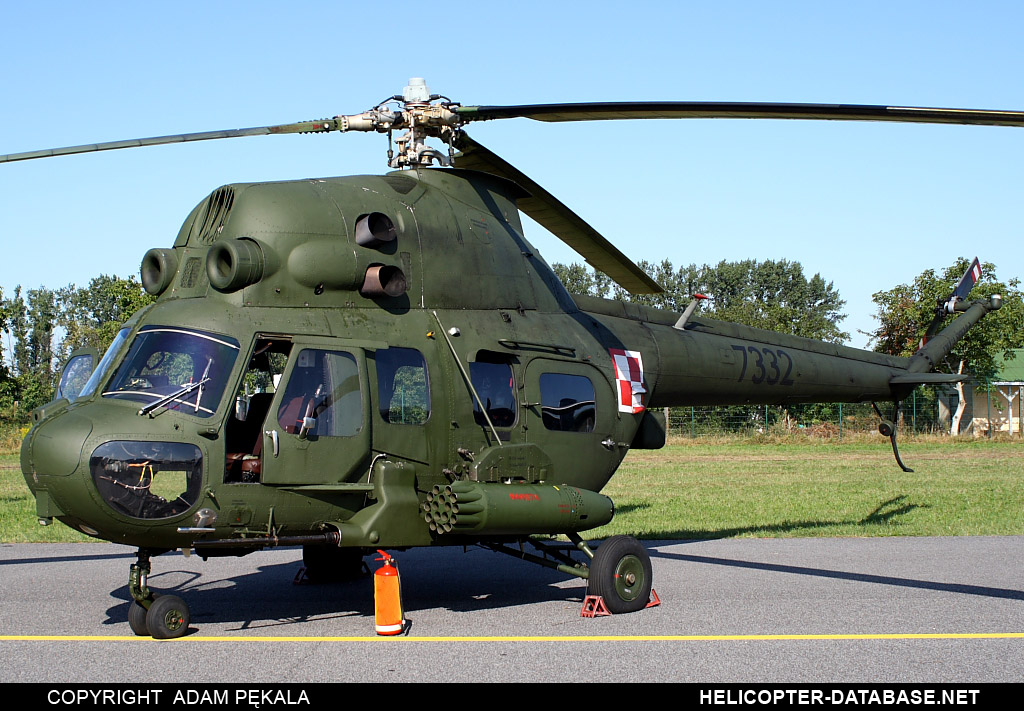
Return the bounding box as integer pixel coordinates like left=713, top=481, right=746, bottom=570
left=23, top=412, right=94, bottom=480
left=22, top=411, right=96, bottom=528
left=23, top=402, right=209, bottom=545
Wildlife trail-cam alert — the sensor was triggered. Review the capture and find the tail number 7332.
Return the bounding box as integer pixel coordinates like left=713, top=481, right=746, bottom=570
left=731, top=345, right=796, bottom=386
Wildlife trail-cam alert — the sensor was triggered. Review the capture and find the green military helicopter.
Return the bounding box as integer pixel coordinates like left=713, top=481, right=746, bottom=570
left=5, top=79, right=1014, bottom=638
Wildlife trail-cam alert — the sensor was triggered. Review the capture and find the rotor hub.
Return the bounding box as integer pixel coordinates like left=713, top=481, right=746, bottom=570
left=333, top=78, right=463, bottom=169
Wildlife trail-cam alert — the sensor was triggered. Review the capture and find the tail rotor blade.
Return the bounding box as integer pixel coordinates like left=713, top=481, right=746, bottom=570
left=951, top=257, right=983, bottom=303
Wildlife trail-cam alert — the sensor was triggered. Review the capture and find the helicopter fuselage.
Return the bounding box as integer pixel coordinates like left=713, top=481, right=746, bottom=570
left=8, top=81, right=1012, bottom=635
left=20, top=167, right=980, bottom=555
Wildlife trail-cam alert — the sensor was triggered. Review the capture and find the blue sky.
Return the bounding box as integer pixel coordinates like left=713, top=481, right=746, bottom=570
left=2, top=1, right=1022, bottom=347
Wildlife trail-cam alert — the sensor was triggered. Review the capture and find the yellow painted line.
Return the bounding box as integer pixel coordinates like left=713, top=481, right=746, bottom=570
left=2, top=633, right=1023, bottom=643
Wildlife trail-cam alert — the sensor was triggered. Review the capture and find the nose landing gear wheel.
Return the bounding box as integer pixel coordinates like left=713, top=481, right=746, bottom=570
left=127, top=600, right=151, bottom=637
left=146, top=594, right=190, bottom=639
left=587, top=535, right=653, bottom=614
left=128, top=592, right=164, bottom=637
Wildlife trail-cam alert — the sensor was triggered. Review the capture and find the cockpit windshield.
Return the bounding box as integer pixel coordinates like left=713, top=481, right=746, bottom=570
left=102, top=327, right=240, bottom=417
left=79, top=327, right=131, bottom=400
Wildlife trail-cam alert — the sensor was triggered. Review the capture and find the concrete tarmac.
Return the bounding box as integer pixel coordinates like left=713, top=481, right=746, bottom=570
left=1, top=536, right=1022, bottom=683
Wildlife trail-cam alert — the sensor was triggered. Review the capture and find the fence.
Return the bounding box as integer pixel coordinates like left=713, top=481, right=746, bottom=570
left=663, top=387, right=968, bottom=439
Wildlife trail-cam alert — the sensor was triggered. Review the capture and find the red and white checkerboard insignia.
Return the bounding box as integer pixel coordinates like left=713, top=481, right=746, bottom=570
left=609, top=348, right=646, bottom=414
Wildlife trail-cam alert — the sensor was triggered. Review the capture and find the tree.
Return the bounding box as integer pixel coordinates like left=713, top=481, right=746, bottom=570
left=1, top=286, right=59, bottom=415
left=553, top=258, right=849, bottom=343
left=57, top=275, right=155, bottom=359
left=0, top=287, right=16, bottom=422
left=700, top=259, right=848, bottom=343
left=0, top=275, right=154, bottom=424
left=551, top=262, right=613, bottom=299
left=870, top=258, right=1024, bottom=433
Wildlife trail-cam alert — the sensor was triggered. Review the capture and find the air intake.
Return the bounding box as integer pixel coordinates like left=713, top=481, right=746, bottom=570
left=140, top=248, right=179, bottom=295
left=207, top=238, right=265, bottom=292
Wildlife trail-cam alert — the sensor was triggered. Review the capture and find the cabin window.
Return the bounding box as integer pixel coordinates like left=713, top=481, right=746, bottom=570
left=539, top=373, right=596, bottom=433
left=277, top=349, right=361, bottom=437
left=376, top=347, right=430, bottom=424
left=470, top=358, right=517, bottom=428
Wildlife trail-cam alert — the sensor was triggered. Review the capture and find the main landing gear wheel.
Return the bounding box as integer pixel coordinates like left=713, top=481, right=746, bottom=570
left=587, top=535, right=653, bottom=614
left=146, top=594, right=190, bottom=639
left=302, top=544, right=368, bottom=583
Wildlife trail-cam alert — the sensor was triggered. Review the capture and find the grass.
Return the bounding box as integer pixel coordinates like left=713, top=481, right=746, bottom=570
left=0, top=453, right=92, bottom=543
left=2, top=435, right=1022, bottom=543
left=587, top=435, right=1024, bottom=540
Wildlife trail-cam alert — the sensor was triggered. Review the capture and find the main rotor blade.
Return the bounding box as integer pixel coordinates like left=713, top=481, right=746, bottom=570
left=456, top=102, right=1024, bottom=128
left=0, top=119, right=339, bottom=163
left=453, top=133, right=662, bottom=295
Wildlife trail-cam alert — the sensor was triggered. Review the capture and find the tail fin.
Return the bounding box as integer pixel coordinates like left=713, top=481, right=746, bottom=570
left=909, top=294, right=1002, bottom=374
left=919, top=257, right=983, bottom=348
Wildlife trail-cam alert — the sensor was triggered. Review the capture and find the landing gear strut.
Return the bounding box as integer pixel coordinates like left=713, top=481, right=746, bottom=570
left=128, top=548, right=190, bottom=639
left=873, top=401, right=913, bottom=472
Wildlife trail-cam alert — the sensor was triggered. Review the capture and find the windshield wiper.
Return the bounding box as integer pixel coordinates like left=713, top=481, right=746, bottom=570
left=137, top=358, right=213, bottom=417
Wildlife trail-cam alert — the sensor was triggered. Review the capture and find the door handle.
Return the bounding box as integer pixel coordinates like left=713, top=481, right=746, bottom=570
left=264, top=430, right=279, bottom=457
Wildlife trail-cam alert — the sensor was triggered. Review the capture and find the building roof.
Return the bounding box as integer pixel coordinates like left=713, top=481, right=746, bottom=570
left=993, top=349, right=1024, bottom=384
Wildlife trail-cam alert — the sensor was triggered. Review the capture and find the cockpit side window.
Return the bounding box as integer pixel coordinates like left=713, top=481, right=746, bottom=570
left=57, top=352, right=95, bottom=402
left=79, top=327, right=131, bottom=399
left=276, top=349, right=361, bottom=437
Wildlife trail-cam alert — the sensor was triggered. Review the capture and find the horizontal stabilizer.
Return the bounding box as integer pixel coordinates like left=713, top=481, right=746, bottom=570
left=890, top=373, right=967, bottom=385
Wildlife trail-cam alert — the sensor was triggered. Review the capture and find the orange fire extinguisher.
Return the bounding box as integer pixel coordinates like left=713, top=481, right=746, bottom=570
left=374, top=550, right=405, bottom=636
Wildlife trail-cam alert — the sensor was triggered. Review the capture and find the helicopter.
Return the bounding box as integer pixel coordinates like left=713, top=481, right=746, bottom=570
left=5, top=79, right=1014, bottom=639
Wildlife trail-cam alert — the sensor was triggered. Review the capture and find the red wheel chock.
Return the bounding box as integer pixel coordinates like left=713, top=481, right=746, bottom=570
left=581, top=589, right=660, bottom=617
left=581, top=595, right=611, bottom=617
left=645, top=588, right=661, bottom=608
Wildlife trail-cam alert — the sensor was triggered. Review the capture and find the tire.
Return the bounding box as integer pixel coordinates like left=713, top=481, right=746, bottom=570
left=302, top=545, right=367, bottom=583
left=587, top=535, right=653, bottom=614
left=146, top=594, right=190, bottom=639
left=127, top=600, right=150, bottom=637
